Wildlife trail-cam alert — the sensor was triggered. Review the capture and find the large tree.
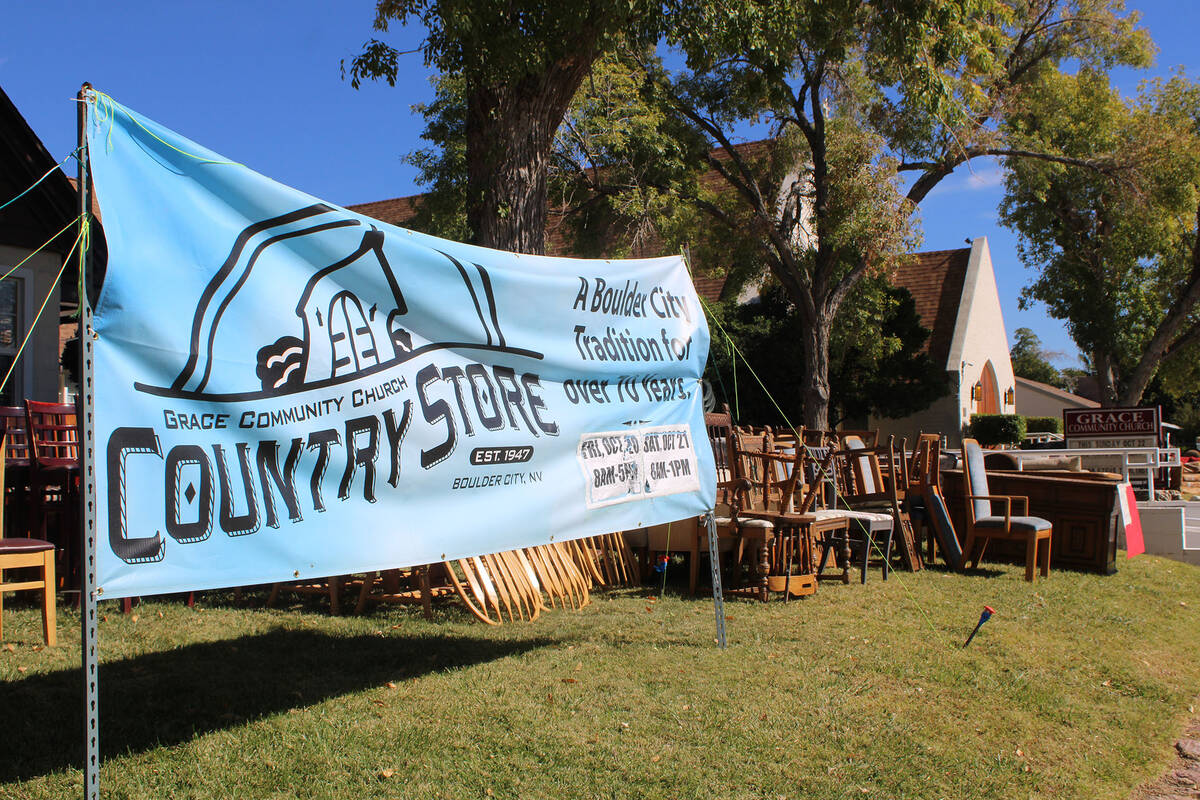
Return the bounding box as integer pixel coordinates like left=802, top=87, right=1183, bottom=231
left=579, top=0, right=1152, bottom=429
left=345, top=0, right=659, bottom=254
left=703, top=279, right=949, bottom=428
left=1001, top=69, right=1200, bottom=405
left=1009, top=327, right=1064, bottom=387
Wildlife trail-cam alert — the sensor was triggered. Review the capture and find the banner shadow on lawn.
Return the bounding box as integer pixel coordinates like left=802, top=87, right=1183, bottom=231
left=1, top=628, right=554, bottom=783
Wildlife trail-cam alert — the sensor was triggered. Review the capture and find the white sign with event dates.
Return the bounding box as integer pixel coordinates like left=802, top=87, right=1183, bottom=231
left=577, top=424, right=700, bottom=509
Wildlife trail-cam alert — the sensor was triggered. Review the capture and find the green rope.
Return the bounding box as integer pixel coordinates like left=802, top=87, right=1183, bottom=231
left=89, top=90, right=242, bottom=166
left=730, top=336, right=739, bottom=420
left=78, top=213, right=91, bottom=311
left=0, top=148, right=82, bottom=213
left=697, top=292, right=951, bottom=651
left=0, top=221, right=84, bottom=396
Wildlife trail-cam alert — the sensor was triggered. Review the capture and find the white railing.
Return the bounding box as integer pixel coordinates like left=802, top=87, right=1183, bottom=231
left=1022, top=432, right=1064, bottom=444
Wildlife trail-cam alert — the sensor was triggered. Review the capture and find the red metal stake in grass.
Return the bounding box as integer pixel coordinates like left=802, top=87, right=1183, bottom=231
left=963, top=606, right=995, bottom=648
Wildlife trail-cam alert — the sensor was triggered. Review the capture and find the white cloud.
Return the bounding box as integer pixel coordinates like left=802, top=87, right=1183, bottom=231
left=965, top=167, right=1004, bottom=190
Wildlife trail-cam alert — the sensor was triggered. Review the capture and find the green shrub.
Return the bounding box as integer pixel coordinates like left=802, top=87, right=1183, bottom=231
left=1024, top=416, right=1062, bottom=434
left=969, top=413, right=1026, bottom=446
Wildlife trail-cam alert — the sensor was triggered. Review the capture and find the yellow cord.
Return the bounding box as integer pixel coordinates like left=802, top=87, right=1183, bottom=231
left=0, top=222, right=84, bottom=395
left=0, top=215, right=83, bottom=284
left=88, top=90, right=242, bottom=167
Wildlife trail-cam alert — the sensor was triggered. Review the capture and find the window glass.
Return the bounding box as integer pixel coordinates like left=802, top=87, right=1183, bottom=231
left=0, top=277, right=23, bottom=406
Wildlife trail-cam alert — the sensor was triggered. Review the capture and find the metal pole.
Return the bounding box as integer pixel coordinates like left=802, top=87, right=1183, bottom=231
left=704, top=511, right=727, bottom=648
left=77, top=82, right=101, bottom=800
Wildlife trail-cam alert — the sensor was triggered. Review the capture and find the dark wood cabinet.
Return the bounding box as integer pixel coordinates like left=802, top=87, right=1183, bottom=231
left=941, top=470, right=1120, bottom=574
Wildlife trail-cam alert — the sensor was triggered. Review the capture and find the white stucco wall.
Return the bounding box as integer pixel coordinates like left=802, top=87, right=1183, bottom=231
left=946, top=237, right=1016, bottom=434
left=873, top=392, right=963, bottom=451
left=868, top=238, right=1016, bottom=448
left=0, top=243, right=64, bottom=403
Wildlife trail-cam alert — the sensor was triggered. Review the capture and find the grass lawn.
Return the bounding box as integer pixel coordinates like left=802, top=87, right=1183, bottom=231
left=2, top=553, right=1198, bottom=800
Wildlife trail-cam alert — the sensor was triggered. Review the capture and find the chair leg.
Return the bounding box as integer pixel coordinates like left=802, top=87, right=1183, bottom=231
left=42, top=550, right=56, bottom=647
left=882, top=528, right=893, bottom=581
left=758, top=540, right=770, bottom=602
left=328, top=576, right=343, bottom=615
left=689, top=535, right=700, bottom=598
left=859, top=524, right=870, bottom=585
left=969, top=537, right=989, bottom=570
left=419, top=565, right=433, bottom=619
left=1025, top=534, right=1036, bottom=582
left=1042, top=531, right=1052, bottom=577
left=0, top=581, right=5, bottom=642
left=354, top=572, right=376, bottom=615
left=960, top=531, right=976, bottom=571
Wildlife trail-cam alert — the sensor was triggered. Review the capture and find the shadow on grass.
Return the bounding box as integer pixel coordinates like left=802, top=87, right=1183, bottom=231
left=0, top=628, right=553, bottom=783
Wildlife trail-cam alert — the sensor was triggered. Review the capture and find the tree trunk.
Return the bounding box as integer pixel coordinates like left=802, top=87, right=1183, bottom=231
left=1119, top=214, right=1200, bottom=406
left=464, top=58, right=594, bottom=255
left=1093, top=351, right=1120, bottom=406
left=801, top=312, right=833, bottom=431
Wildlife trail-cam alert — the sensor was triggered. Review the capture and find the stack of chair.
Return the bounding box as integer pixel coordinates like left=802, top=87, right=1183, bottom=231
left=442, top=541, right=591, bottom=625
left=824, top=433, right=922, bottom=582
left=900, top=433, right=963, bottom=569
left=729, top=425, right=850, bottom=600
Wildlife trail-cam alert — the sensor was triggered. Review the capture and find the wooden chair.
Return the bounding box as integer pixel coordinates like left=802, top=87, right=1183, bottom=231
left=350, top=565, right=458, bottom=617
left=960, top=438, right=1051, bottom=582
left=267, top=575, right=349, bottom=614
left=0, top=406, right=31, bottom=537
left=442, top=553, right=542, bottom=625
left=828, top=435, right=920, bottom=579
left=691, top=405, right=746, bottom=595
left=902, top=433, right=963, bottom=568
left=25, top=401, right=81, bottom=591
left=0, top=431, right=57, bottom=646
left=573, top=533, right=638, bottom=588
left=734, top=430, right=847, bottom=598
left=729, top=427, right=783, bottom=599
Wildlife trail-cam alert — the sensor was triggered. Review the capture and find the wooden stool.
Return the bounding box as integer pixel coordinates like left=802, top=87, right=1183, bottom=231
left=0, top=538, right=57, bottom=646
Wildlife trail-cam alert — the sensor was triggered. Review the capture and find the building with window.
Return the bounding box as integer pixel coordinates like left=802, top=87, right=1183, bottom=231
left=0, top=85, right=78, bottom=405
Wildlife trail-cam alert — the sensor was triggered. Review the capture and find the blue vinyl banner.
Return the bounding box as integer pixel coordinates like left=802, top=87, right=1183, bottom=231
left=86, top=93, right=714, bottom=598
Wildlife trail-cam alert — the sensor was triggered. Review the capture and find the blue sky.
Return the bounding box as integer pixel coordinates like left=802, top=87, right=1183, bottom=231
left=3, top=1, right=1196, bottom=368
